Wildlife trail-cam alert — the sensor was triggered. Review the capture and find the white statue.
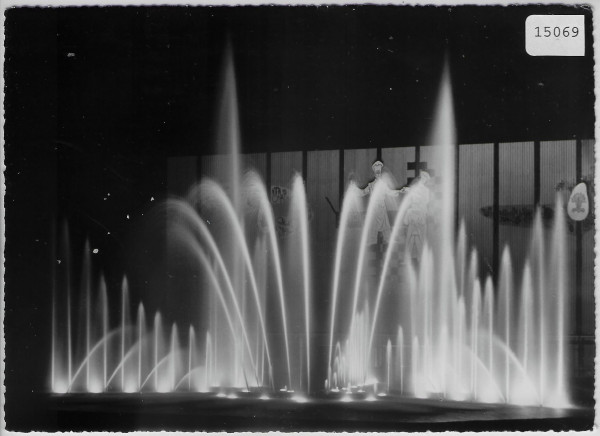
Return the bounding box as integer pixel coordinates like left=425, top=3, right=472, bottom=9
left=351, top=160, right=432, bottom=261
left=352, top=160, right=408, bottom=244
left=403, top=171, right=431, bottom=259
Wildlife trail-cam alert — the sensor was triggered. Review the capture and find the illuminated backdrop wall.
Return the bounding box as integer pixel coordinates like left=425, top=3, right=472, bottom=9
left=168, top=138, right=595, bottom=376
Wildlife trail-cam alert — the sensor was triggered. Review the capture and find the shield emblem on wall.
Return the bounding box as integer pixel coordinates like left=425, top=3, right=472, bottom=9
left=568, top=182, right=589, bottom=221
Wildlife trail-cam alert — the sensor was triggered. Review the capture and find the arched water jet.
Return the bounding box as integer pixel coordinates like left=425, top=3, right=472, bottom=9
left=188, top=180, right=274, bottom=386
left=141, top=352, right=178, bottom=392
left=106, top=337, right=147, bottom=389
left=166, top=199, right=263, bottom=386
left=172, top=222, right=261, bottom=386
left=67, top=329, right=124, bottom=392
left=243, top=171, right=292, bottom=389
left=174, top=366, right=208, bottom=392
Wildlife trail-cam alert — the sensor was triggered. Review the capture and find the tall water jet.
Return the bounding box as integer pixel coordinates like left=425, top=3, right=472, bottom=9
left=153, top=312, right=162, bottom=391
left=549, top=194, right=569, bottom=407
left=531, top=211, right=546, bottom=402
left=137, top=303, right=146, bottom=390
left=470, top=280, right=481, bottom=398
left=99, top=276, right=108, bottom=390
left=51, top=282, right=56, bottom=392
left=497, top=247, right=513, bottom=403
left=216, top=40, right=242, bottom=210
left=386, top=339, right=392, bottom=393
left=397, top=326, right=404, bottom=394
left=291, top=174, right=312, bottom=392
left=205, top=331, right=212, bottom=391
left=120, top=277, right=131, bottom=391
left=429, top=59, right=456, bottom=245
left=327, top=186, right=360, bottom=383
left=64, top=222, right=73, bottom=389
left=169, top=323, right=179, bottom=392
left=81, top=240, right=92, bottom=391
left=188, top=326, right=196, bottom=391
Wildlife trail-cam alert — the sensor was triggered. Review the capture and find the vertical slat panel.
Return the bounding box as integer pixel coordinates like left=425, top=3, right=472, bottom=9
left=167, top=156, right=197, bottom=197
left=419, top=145, right=440, bottom=176
left=580, top=139, right=595, bottom=336
left=458, top=143, right=494, bottom=270
left=307, top=150, right=339, bottom=252
left=271, top=151, right=302, bottom=191
left=200, top=154, right=230, bottom=188
left=381, top=147, right=416, bottom=188
left=343, top=148, right=377, bottom=190
left=307, top=150, right=339, bottom=338
left=201, top=154, right=267, bottom=189
left=241, top=153, right=267, bottom=182
left=541, top=140, right=577, bottom=334
left=581, top=139, right=595, bottom=177
left=540, top=140, right=576, bottom=204
left=499, top=141, right=534, bottom=280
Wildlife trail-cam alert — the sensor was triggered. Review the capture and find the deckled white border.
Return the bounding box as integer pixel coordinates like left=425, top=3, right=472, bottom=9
left=1, top=0, right=598, bottom=435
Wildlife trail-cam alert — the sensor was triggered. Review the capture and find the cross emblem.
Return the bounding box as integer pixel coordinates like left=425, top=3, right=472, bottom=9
left=406, top=161, right=429, bottom=185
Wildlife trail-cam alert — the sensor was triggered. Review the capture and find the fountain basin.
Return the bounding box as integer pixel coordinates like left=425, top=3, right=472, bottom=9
left=44, top=392, right=593, bottom=432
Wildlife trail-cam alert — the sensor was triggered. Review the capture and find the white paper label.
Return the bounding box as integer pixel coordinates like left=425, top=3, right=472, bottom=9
left=525, top=15, right=585, bottom=56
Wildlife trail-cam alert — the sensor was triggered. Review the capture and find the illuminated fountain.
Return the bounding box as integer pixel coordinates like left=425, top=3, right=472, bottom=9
left=50, top=48, right=310, bottom=395
left=325, top=65, right=570, bottom=408
left=50, top=53, right=571, bottom=408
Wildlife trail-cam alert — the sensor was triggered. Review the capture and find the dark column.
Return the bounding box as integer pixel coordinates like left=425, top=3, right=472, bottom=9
left=455, top=143, right=460, bottom=229
left=492, top=142, right=500, bottom=281
left=338, top=149, right=345, bottom=208
left=302, top=150, right=308, bottom=182
left=196, top=156, right=203, bottom=183
left=266, top=151, right=272, bottom=196
left=575, top=139, right=583, bottom=374
left=534, top=140, right=541, bottom=206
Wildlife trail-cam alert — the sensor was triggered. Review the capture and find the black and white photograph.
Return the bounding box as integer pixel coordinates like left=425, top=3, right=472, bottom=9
left=2, top=2, right=597, bottom=432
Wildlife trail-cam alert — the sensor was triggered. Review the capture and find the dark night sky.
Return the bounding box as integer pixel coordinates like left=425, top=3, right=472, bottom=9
left=5, top=5, right=595, bottom=251
left=3, top=4, right=595, bottom=430
left=7, top=6, right=595, bottom=155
